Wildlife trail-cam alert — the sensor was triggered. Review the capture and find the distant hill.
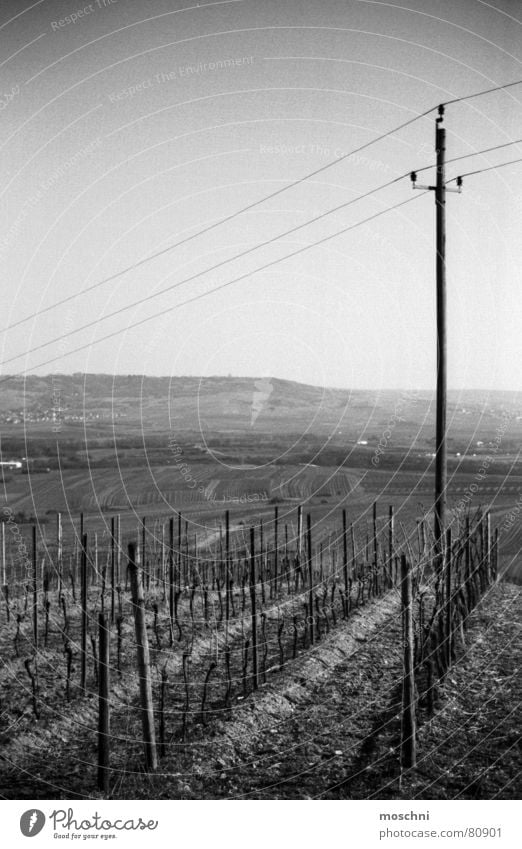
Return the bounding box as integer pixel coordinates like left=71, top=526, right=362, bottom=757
left=0, top=374, right=520, bottom=444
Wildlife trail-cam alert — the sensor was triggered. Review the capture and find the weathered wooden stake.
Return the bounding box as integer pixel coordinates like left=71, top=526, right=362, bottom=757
left=128, top=542, right=157, bottom=772
left=373, top=501, right=379, bottom=594
left=97, top=613, right=110, bottom=794
left=274, top=505, right=279, bottom=594
left=56, top=512, right=63, bottom=597
left=110, top=517, right=116, bottom=624
left=225, top=510, right=230, bottom=642
left=32, top=526, right=38, bottom=650
left=169, top=517, right=175, bottom=644
left=400, top=554, right=417, bottom=769
left=388, top=505, right=394, bottom=587
left=342, top=509, right=349, bottom=605
left=485, top=511, right=491, bottom=585
left=115, top=514, right=121, bottom=588
left=445, top=527, right=453, bottom=668
left=307, top=514, right=314, bottom=645
left=249, top=527, right=258, bottom=690
left=80, top=533, right=88, bottom=694
left=0, top=521, right=5, bottom=587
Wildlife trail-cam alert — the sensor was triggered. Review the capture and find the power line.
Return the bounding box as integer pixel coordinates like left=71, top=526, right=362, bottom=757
left=1, top=107, right=437, bottom=335
left=0, top=80, right=522, bottom=352
left=0, top=192, right=427, bottom=384
left=2, top=79, right=521, bottom=337
left=4, top=141, right=520, bottom=369
left=444, top=78, right=522, bottom=106
left=446, top=157, right=522, bottom=182
left=7, top=136, right=519, bottom=365
left=415, top=138, right=522, bottom=175
left=0, top=171, right=416, bottom=368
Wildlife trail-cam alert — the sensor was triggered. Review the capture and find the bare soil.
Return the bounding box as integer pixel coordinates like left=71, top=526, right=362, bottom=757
left=1, top=581, right=519, bottom=800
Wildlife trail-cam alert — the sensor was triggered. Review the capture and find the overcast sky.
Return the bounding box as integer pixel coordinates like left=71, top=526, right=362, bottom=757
left=0, top=0, right=521, bottom=391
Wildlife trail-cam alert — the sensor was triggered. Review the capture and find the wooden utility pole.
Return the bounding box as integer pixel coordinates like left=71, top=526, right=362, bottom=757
left=434, top=107, right=447, bottom=574
left=411, top=105, right=461, bottom=574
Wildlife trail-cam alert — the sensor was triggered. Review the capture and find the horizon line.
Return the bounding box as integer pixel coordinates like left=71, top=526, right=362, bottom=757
left=0, top=372, right=519, bottom=395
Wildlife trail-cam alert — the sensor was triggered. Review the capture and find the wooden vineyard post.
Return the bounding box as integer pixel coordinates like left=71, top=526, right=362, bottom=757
left=115, top=514, right=121, bottom=589
left=141, top=517, right=148, bottom=590
left=464, top=516, right=472, bottom=609
left=128, top=543, right=157, bottom=772
left=160, top=521, right=165, bottom=592
left=493, top=527, right=499, bottom=581
left=485, top=511, right=491, bottom=585
left=98, top=612, right=110, bottom=794
left=80, top=533, right=88, bottom=694
left=296, top=504, right=303, bottom=589
left=185, top=521, right=189, bottom=586
left=445, top=527, right=452, bottom=668
left=419, top=518, right=426, bottom=561
left=225, top=510, right=230, bottom=643
left=94, top=532, right=99, bottom=588
left=274, top=506, right=279, bottom=594
left=110, top=517, right=116, bottom=624
left=307, top=514, right=314, bottom=645
left=342, top=509, right=348, bottom=613
left=32, top=526, right=38, bottom=651
left=388, top=505, right=395, bottom=588
left=1, top=521, right=5, bottom=587
left=169, top=517, right=174, bottom=644
left=350, top=523, right=356, bottom=608
left=249, top=527, right=259, bottom=691
left=56, top=512, right=63, bottom=598
left=1, top=522, right=7, bottom=622
left=178, top=512, right=182, bottom=591
left=373, top=501, right=379, bottom=595
left=400, top=554, right=417, bottom=769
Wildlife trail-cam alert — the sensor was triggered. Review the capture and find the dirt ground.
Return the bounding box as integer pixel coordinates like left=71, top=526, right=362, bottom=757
left=1, top=580, right=519, bottom=800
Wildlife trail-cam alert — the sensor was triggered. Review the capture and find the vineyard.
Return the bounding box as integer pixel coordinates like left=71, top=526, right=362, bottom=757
left=0, top=500, right=509, bottom=800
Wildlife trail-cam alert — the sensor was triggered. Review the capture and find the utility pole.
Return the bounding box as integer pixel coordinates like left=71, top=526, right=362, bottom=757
left=411, top=104, right=461, bottom=572
left=434, top=106, right=447, bottom=573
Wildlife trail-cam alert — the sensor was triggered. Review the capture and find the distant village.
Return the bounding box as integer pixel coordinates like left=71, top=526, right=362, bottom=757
left=0, top=406, right=128, bottom=425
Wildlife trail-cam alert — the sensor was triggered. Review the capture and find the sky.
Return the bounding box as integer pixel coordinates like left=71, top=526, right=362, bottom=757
left=0, top=0, right=521, bottom=391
